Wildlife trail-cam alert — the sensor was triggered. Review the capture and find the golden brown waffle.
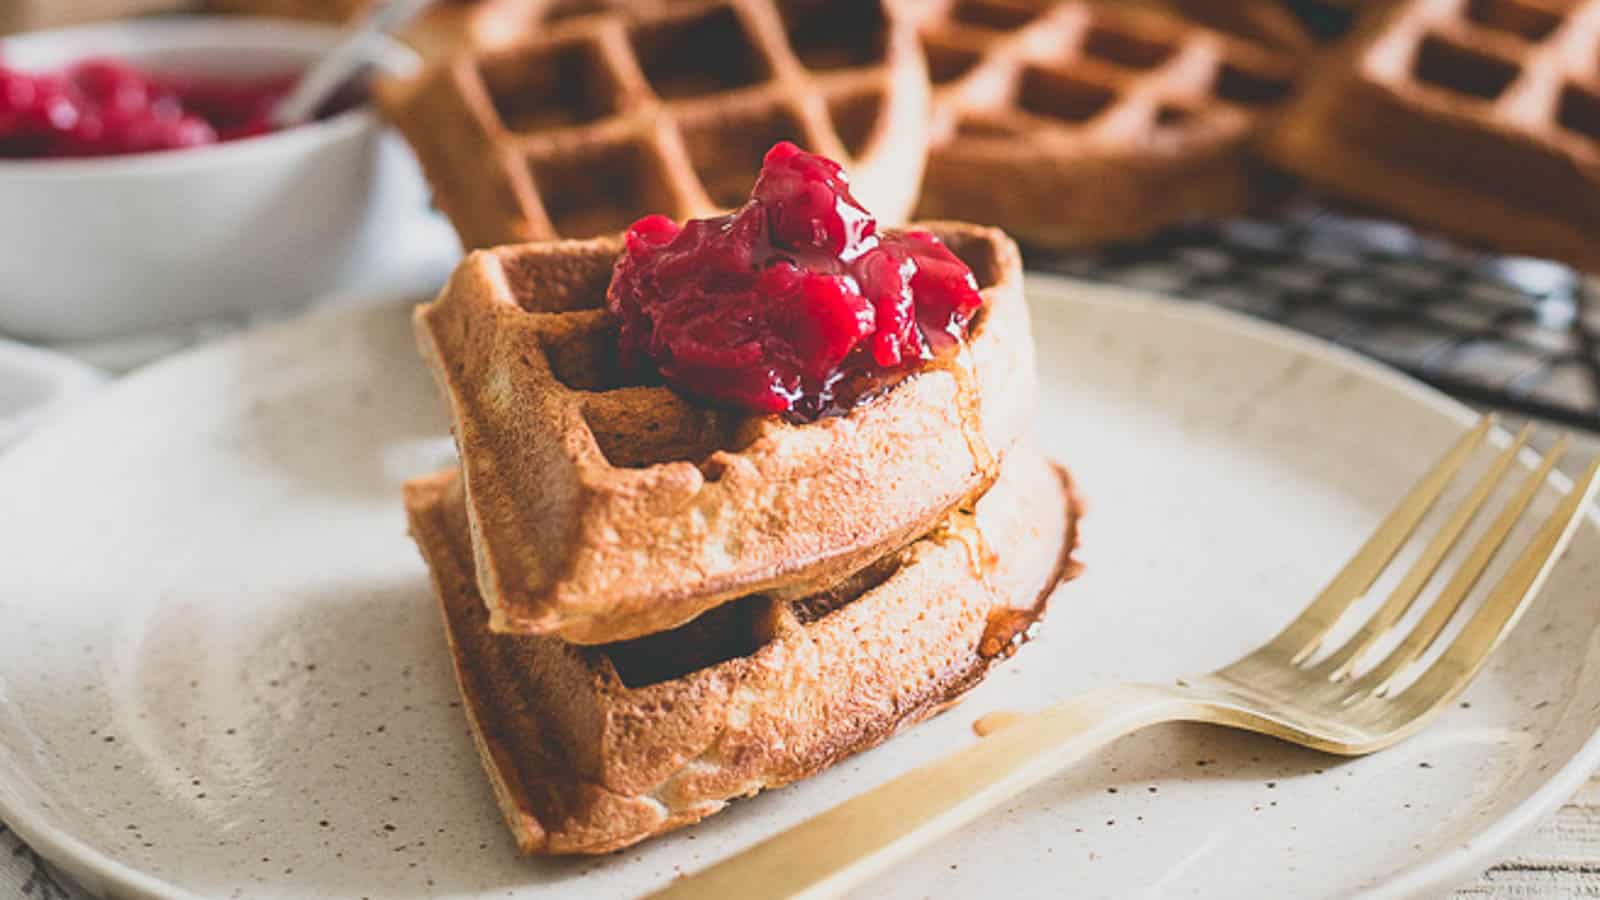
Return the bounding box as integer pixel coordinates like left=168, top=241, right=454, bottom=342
left=204, top=0, right=551, bottom=59
left=911, top=0, right=1297, bottom=248
left=1268, top=0, right=1600, bottom=272
left=205, top=0, right=368, bottom=21
left=377, top=0, right=931, bottom=250
left=414, top=221, right=1035, bottom=645
left=404, top=447, right=1083, bottom=854
left=1149, top=0, right=1372, bottom=50
left=3, top=0, right=191, bottom=35
left=1153, top=1, right=1314, bottom=49
left=203, top=0, right=655, bottom=29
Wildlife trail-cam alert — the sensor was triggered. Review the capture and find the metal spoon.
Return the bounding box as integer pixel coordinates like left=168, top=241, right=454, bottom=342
left=270, top=0, right=438, bottom=129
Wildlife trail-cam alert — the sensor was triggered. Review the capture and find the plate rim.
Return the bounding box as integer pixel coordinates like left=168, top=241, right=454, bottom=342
left=0, top=277, right=1595, bottom=900
left=1028, top=275, right=1600, bottom=900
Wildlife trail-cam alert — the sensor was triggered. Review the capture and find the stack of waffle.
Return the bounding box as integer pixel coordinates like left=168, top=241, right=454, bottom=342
left=403, top=222, right=1084, bottom=853
left=378, top=0, right=1083, bottom=856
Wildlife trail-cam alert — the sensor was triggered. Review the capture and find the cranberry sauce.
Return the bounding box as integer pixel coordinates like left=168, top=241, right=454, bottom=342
left=0, top=58, right=354, bottom=160
left=606, top=141, right=985, bottom=421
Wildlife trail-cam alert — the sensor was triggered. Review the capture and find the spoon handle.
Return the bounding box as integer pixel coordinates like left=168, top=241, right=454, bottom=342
left=271, top=0, right=437, bottom=128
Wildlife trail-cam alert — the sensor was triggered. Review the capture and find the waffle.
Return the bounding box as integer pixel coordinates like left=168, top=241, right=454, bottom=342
left=414, top=221, right=1034, bottom=645
left=202, top=0, right=649, bottom=28
left=1151, top=1, right=1314, bottom=49
left=3, top=0, right=191, bottom=35
left=1267, top=0, right=1600, bottom=272
left=1149, top=0, right=1371, bottom=50
left=204, top=0, right=551, bottom=59
left=205, top=0, right=371, bottom=21
left=404, top=446, right=1083, bottom=854
left=911, top=0, right=1297, bottom=248
left=376, top=0, right=931, bottom=250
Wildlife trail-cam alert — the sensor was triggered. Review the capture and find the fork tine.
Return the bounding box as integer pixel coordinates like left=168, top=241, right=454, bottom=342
left=1356, top=441, right=1585, bottom=699
left=1279, top=416, right=1493, bottom=665
left=1379, top=455, right=1600, bottom=709
left=1355, top=437, right=1569, bottom=697
left=1316, top=424, right=1534, bottom=681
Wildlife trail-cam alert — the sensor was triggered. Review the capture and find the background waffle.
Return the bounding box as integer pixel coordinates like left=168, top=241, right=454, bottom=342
left=3, top=0, right=191, bottom=35
left=911, top=0, right=1298, bottom=248
left=203, top=0, right=549, bottom=59
left=1267, top=0, right=1600, bottom=273
left=378, top=0, right=931, bottom=250
left=1147, top=0, right=1371, bottom=50
left=413, top=222, right=1035, bottom=645
left=202, top=0, right=664, bottom=28
left=205, top=0, right=373, bottom=21
left=404, top=446, right=1083, bottom=855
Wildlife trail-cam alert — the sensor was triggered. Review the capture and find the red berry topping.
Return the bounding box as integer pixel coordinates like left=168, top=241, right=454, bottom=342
left=607, top=142, right=984, bottom=421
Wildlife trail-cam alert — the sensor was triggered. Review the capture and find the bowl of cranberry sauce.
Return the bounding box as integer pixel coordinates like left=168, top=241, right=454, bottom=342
left=0, top=17, right=428, bottom=342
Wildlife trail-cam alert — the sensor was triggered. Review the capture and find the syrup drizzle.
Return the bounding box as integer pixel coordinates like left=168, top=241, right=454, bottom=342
left=949, top=334, right=1023, bottom=663
left=941, top=336, right=998, bottom=486
left=976, top=465, right=1084, bottom=661
left=979, top=607, right=1041, bottom=660
left=943, top=507, right=998, bottom=580
left=972, top=710, right=1024, bottom=737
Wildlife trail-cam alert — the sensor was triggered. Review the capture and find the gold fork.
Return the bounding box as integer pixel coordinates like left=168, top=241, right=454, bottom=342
left=649, top=415, right=1600, bottom=900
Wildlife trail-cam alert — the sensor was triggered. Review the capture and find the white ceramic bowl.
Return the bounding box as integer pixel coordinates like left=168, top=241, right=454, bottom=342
left=0, top=18, right=430, bottom=342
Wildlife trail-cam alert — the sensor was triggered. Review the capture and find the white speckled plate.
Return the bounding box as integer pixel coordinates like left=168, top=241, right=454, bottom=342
left=1, top=277, right=1597, bottom=900
left=0, top=339, right=105, bottom=453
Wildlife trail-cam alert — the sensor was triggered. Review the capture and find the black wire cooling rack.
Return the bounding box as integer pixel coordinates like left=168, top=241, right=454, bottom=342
left=1030, top=207, right=1600, bottom=433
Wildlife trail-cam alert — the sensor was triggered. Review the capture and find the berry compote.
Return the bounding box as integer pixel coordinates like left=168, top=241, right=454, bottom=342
left=607, top=141, right=985, bottom=421
left=0, top=58, right=349, bottom=160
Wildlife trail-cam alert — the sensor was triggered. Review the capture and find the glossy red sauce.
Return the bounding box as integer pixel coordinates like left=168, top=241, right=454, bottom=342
left=0, top=58, right=353, bottom=159
left=606, top=141, right=985, bottom=421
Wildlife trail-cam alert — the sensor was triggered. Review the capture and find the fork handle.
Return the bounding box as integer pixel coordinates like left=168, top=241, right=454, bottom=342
left=645, top=683, right=1194, bottom=900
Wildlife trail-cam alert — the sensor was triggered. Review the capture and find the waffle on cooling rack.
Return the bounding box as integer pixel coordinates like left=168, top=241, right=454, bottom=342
left=405, top=446, right=1083, bottom=854
left=1151, top=0, right=1371, bottom=50
left=911, top=0, right=1297, bottom=248
left=205, top=0, right=369, bottom=20
left=205, top=0, right=550, bottom=57
left=413, top=221, right=1034, bottom=645
left=203, top=0, right=702, bottom=57
left=204, top=0, right=664, bottom=26
left=1268, top=0, right=1600, bottom=272
left=378, top=0, right=930, bottom=249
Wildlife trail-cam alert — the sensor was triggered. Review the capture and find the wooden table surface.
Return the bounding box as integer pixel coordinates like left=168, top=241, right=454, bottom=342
left=1457, top=778, right=1600, bottom=897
